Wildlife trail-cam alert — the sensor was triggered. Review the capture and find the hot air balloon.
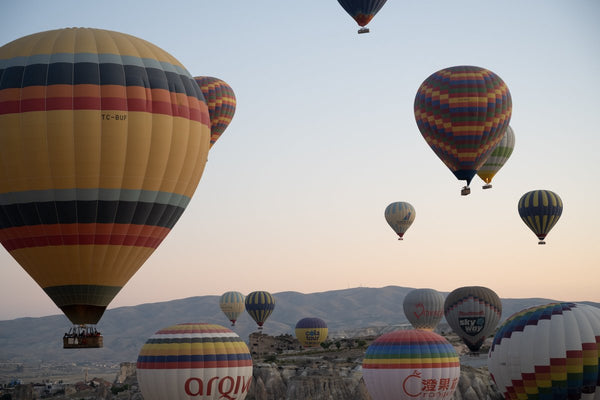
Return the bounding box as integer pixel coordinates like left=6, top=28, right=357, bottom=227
left=137, top=323, right=253, bottom=400
left=219, top=291, right=245, bottom=326
left=488, top=302, right=600, bottom=400
left=477, top=125, right=515, bottom=189
left=518, top=190, right=563, bottom=245
left=336, top=0, right=388, bottom=34
left=245, top=291, right=275, bottom=330
left=295, top=317, right=328, bottom=348
left=414, top=66, right=512, bottom=195
left=362, top=329, right=461, bottom=400
left=0, top=28, right=210, bottom=346
left=384, top=202, right=415, bottom=240
left=193, top=76, right=236, bottom=147
left=403, top=288, right=444, bottom=331
left=444, top=286, right=502, bottom=353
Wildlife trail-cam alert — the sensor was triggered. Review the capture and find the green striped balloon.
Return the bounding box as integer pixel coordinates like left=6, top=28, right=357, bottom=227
left=518, top=190, right=563, bottom=245
left=477, top=125, right=515, bottom=189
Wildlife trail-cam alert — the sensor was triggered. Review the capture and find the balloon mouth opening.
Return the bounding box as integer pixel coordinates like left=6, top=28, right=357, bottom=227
left=482, top=184, right=492, bottom=189
left=461, top=186, right=471, bottom=196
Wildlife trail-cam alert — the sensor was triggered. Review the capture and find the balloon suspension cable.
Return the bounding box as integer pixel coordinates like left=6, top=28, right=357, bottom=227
left=358, top=27, right=369, bottom=34
left=482, top=184, right=492, bottom=189
left=461, top=186, right=471, bottom=196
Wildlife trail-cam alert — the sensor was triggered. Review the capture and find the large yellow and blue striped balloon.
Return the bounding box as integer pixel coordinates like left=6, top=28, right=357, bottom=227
left=362, top=329, right=460, bottom=400
left=0, top=28, right=210, bottom=325
left=477, top=125, right=516, bottom=189
left=137, top=323, right=253, bottom=400
left=489, top=303, right=600, bottom=400
left=219, top=291, right=245, bottom=326
left=193, top=76, right=236, bottom=148
left=384, top=202, right=415, bottom=240
left=414, top=66, right=512, bottom=195
left=518, top=190, right=563, bottom=245
left=245, top=291, right=275, bottom=329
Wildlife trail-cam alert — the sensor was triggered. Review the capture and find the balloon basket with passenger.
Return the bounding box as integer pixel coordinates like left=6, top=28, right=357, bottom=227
left=461, top=186, right=471, bottom=196
left=63, top=325, right=103, bottom=349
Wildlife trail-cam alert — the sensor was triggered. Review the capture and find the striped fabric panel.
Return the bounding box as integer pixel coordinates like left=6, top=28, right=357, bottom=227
left=363, top=330, right=459, bottom=370
left=137, top=323, right=252, bottom=370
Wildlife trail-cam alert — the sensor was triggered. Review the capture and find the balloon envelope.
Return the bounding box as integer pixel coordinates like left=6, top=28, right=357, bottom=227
left=443, top=286, right=502, bottom=352
left=488, top=303, right=600, bottom=400
left=220, top=291, right=245, bottom=326
left=518, top=190, right=563, bottom=245
left=384, top=202, right=415, bottom=240
left=477, top=125, right=515, bottom=187
left=245, top=291, right=275, bottom=328
left=362, top=329, right=460, bottom=400
left=193, top=76, right=236, bottom=147
left=414, top=66, right=512, bottom=193
left=0, top=28, right=210, bottom=325
left=137, top=323, right=253, bottom=400
left=337, top=0, right=388, bottom=30
left=403, top=288, right=444, bottom=330
left=295, top=317, right=328, bottom=348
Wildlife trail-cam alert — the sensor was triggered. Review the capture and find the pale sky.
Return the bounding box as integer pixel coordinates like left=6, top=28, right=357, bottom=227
left=0, top=1, right=599, bottom=321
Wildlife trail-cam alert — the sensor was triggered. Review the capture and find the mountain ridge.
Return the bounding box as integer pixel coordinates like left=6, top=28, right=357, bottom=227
left=1, top=285, right=597, bottom=364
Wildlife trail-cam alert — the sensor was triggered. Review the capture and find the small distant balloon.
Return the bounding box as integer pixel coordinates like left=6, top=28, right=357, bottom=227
left=336, top=0, right=388, bottom=34
left=363, top=329, right=461, bottom=400
left=518, top=190, right=563, bottom=245
left=295, top=317, right=328, bottom=348
left=193, top=76, right=236, bottom=147
left=414, top=65, right=512, bottom=196
left=444, top=286, right=502, bottom=353
left=384, top=202, right=415, bottom=240
left=137, top=323, right=253, bottom=400
left=219, top=291, right=245, bottom=326
left=488, top=302, right=600, bottom=400
left=245, top=291, right=275, bottom=330
left=403, top=288, right=444, bottom=331
left=477, top=125, right=516, bottom=189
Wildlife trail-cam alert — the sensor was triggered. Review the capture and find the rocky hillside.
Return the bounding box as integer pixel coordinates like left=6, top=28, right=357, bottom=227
left=2, top=359, right=502, bottom=400
left=2, top=285, right=591, bottom=364
left=3, top=333, right=504, bottom=400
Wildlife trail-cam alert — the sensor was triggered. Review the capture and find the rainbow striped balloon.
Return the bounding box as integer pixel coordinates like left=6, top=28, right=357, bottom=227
left=414, top=65, right=512, bottom=194
left=137, top=323, right=253, bottom=400
left=219, top=291, right=245, bottom=326
left=518, top=190, right=563, bottom=245
left=363, top=329, right=460, bottom=400
left=477, top=125, right=516, bottom=188
left=0, top=28, right=210, bottom=325
left=489, top=303, right=600, bottom=400
left=193, top=76, right=236, bottom=147
left=245, top=291, right=275, bottom=329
